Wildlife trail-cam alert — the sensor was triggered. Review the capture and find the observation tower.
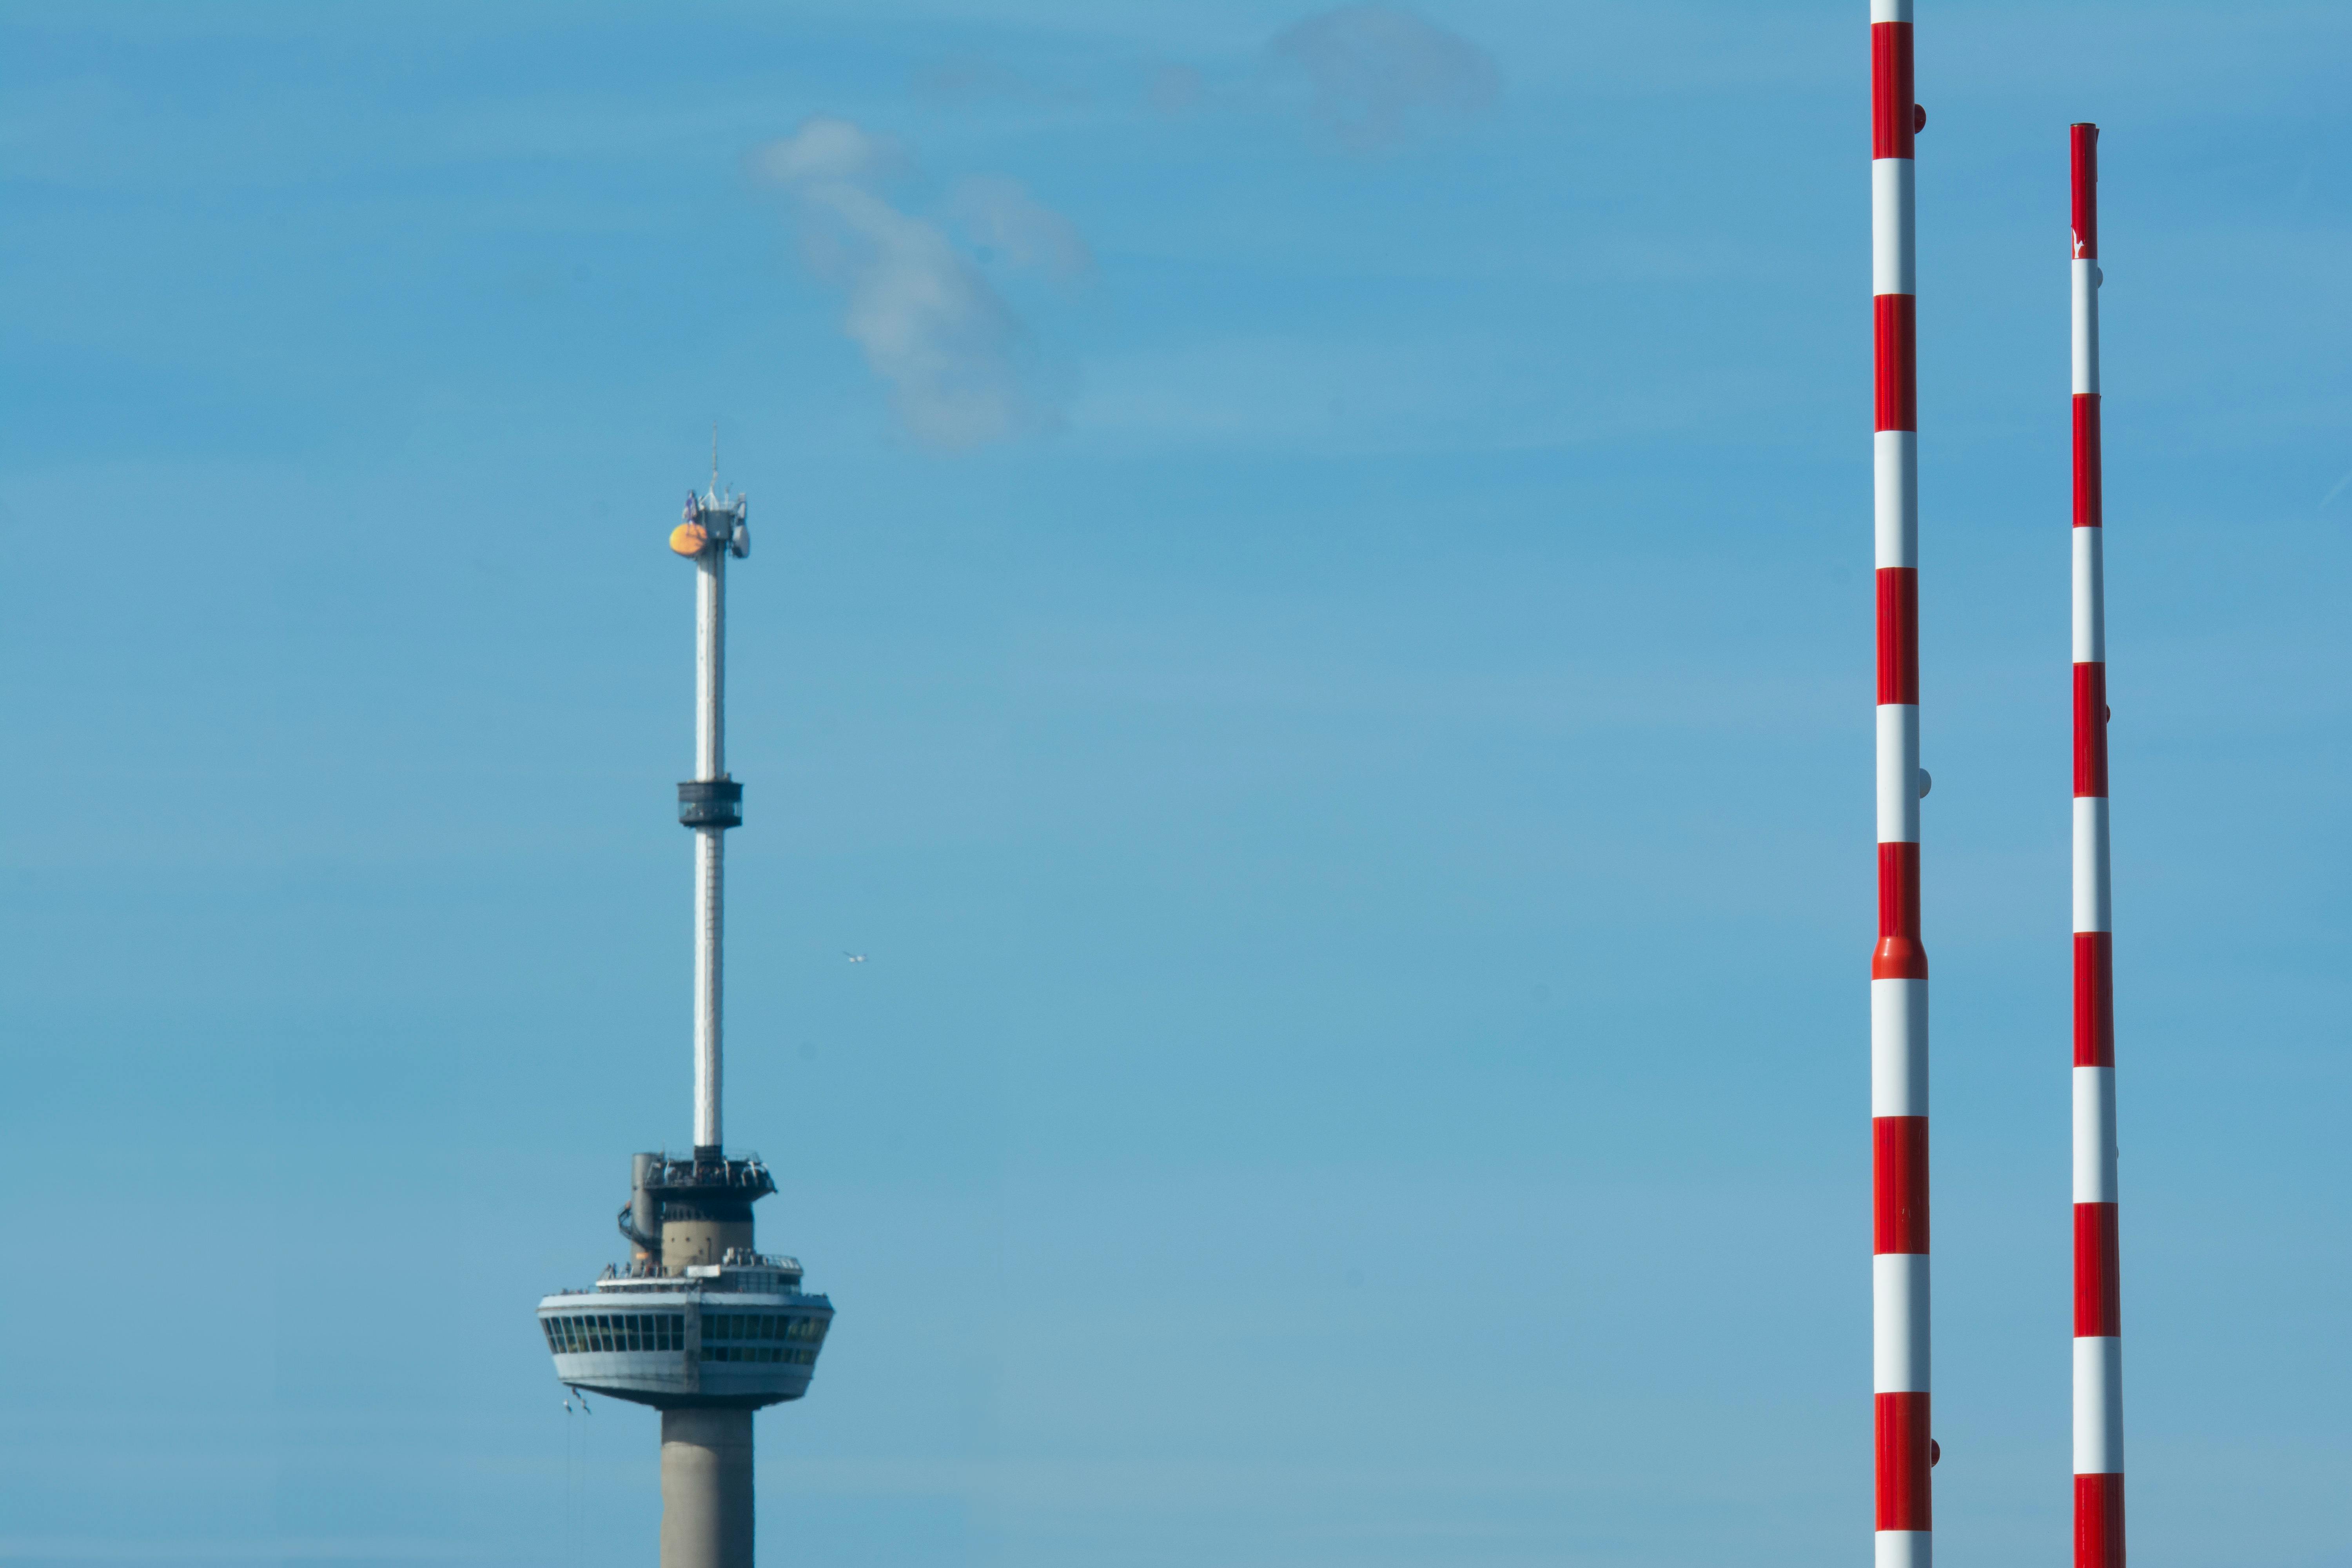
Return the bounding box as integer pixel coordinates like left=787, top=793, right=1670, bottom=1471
left=535, top=457, right=833, bottom=1568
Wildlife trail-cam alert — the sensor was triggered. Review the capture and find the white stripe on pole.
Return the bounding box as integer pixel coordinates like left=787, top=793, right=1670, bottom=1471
left=2072, top=1067, right=2118, bottom=1203
left=1871, top=982, right=1929, bottom=1117
left=2071, top=261, right=2101, bottom=395
left=1874, top=432, right=1918, bottom=568
left=2072, top=528, right=2105, bottom=662
left=1873, top=162, right=1917, bottom=294
left=1873, top=1255, right=1932, bottom=1390
left=1877, top=706, right=1923, bottom=842
left=2073, top=1336, right=2124, bottom=1471
left=1876, top=1533, right=1930, bottom=1568
left=2072, top=797, right=2111, bottom=933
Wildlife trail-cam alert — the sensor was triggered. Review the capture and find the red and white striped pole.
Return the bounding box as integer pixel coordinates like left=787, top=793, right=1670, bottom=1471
left=1871, top=4, right=1931, bottom=1565
left=2069, top=120, right=2125, bottom=1568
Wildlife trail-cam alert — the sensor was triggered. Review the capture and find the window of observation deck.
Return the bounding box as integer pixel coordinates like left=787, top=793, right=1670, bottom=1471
left=696, top=1312, right=827, bottom=1362
left=545, top=1312, right=686, bottom=1353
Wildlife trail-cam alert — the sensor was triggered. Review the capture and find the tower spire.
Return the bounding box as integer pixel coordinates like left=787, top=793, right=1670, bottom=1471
left=679, top=469, right=744, bottom=1155
left=1869, top=5, right=1933, bottom=1563
left=2068, top=118, right=2127, bottom=1568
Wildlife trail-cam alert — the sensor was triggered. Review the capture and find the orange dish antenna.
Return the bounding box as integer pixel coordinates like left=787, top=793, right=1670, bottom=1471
left=669, top=521, right=708, bottom=556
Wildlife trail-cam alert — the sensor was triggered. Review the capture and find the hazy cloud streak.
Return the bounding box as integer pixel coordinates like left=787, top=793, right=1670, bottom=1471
left=750, top=117, right=1082, bottom=449
left=949, top=174, right=1094, bottom=281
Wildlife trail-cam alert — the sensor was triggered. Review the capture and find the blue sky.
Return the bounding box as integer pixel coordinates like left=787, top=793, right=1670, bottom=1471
left=2, top=2, right=2347, bottom=1564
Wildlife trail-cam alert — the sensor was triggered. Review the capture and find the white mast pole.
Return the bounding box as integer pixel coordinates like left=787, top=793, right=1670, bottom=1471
left=693, top=534, right=726, bottom=1154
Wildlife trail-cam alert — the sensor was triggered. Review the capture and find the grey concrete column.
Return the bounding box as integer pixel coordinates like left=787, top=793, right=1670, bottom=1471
left=661, top=1407, right=753, bottom=1568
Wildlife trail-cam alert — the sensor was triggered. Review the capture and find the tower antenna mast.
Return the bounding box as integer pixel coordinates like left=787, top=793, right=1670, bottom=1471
left=2069, top=120, right=2126, bottom=1568
left=681, top=452, right=744, bottom=1156
left=1869, top=4, right=1933, bottom=1563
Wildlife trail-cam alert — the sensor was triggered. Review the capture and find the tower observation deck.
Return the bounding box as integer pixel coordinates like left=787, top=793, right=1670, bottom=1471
left=535, top=459, right=832, bottom=1568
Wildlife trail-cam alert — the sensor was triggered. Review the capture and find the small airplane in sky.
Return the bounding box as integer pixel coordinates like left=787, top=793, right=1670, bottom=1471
left=842, top=951, right=867, bottom=964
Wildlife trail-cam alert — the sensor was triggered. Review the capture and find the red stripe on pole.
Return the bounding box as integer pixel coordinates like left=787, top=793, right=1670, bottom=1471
left=2070, top=123, right=2100, bottom=260
left=1873, top=294, right=1917, bottom=432
left=2074, top=395, right=2103, bottom=528
left=1872, top=846, right=1929, bottom=982
left=1874, top=842, right=1926, bottom=978
left=1877, top=567, right=1918, bottom=704
left=2074, top=1472, right=2124, bottom=1567
left=2074, top=662, right=2109, bottom=797
left=1875, top=1391, right=1933, bottom=1530
left=2074, top=1202, right=2122, bottom=1336
left=1871, top=23, right=1916, bottom=161
left=2074, top=931, right=2114, bottom=1066
left=1874, top=1116, right=1929, bottom=1254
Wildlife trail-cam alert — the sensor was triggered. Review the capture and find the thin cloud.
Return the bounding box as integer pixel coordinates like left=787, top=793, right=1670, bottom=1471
left=1269, top=5, right=1502, bottom=151
left=749, top=117, right=1085, bottom=450
left=949, top=174, right=1094, bottom=281
left=747, top=117, right=905, bottom=185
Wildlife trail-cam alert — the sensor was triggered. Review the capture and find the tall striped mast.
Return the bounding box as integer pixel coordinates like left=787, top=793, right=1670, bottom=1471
left=2069, top=120, right=2125, bottom=1568
left=1870, top=4, right=1931, bottom=1565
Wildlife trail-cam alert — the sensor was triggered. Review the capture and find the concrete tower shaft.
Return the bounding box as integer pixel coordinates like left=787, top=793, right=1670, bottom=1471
left=663, top=1410, right=754, bottom=1567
